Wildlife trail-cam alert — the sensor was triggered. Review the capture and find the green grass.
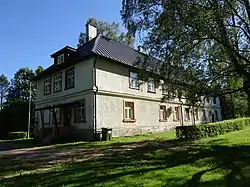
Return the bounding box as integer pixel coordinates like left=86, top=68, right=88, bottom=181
left=1, top=129, right=250, bottom=187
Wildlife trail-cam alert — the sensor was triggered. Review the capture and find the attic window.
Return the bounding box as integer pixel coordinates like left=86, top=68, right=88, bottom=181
left=57, top=54, right=64, bottom=64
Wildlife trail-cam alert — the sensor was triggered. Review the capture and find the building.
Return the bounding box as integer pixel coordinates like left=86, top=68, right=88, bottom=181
left=34, top=22, right=222, bottom=140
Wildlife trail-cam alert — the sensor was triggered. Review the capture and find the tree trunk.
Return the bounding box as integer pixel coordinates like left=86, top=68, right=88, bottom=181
left=0, top=93, right=2, bottom=110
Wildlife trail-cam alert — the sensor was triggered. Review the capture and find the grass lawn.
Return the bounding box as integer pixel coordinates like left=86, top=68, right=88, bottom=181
left=1, top=129, right=250, bottom=187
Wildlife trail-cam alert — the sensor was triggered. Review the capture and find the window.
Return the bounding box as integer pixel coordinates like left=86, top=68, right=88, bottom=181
left=213, top=97, right=217, bottom=104
left=124, top=101, right=135, bottom=121
left=74, top=100, right=86, bottom=122
left=194, top=108, right=199, bottom=120
left=129, top=71, right=139, bottom=89
left=54, top=73, right=62, bottom=92
left=147, top=77, right=155, bottom=93
left=174, top=107, right=180, bottom=121
left=185, top=108, right=190, bottom=121
left=215, top=110, right=219, bottom=121
left=206, top=96, right=210, bottom=103
left=159, top=105, right=167, bottom=121
left=57, top=54, right=64, bottom=64
left=162, top=85, right=168, bottom=95
left=44, top=77, right=51, bottom=95
left=65, top=68, right=75, bottom=89
left=52, top=108, right=61, bottom=124
left=202, top=109, right=207, bottom=121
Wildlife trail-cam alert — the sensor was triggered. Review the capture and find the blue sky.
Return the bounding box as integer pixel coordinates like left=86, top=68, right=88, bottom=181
left=0, top=0, right=124, bottom=79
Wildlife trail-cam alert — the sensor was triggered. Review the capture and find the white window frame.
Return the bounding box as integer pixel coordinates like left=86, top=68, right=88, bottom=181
left=57, top=54, right=64, bottom=64
left=54, top=73, right=62, bottom=92
left=124, top=101, right=135, bottom=121
left=66, top=68, right=75, bottom=89
left=194, top=108, right=199, bottom=121
left=129, top=71, right=139, bottom=89
left=74, top=100, right=86, bottom=122
left=147, top=77, right=155, bottom=93
left=44, top=77, right=51, bottom=95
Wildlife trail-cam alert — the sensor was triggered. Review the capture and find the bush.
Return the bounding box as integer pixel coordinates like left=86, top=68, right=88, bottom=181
left=7, top=132, right=27, bottom=140
left=176, top=118, right=250, bottom=140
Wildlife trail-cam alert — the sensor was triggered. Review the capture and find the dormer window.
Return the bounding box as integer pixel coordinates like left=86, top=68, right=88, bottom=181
left=57, top=54, right=64, bottom=64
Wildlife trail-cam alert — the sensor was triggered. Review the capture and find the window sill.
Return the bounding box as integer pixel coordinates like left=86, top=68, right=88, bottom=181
left=65, top=86, right=74, bottom=90
left=173, top=120, right=180, bottom=122
left=129, top=86, right=140, bottom=90
left=53, top=90, right=62, bottom=93
left=123, top=119, right=136, bottom=123
left=147, top=90, right=156, bottom=94
left=44, top=92, right=51, bottom=96
left=159, top=119, right=168, bottom=122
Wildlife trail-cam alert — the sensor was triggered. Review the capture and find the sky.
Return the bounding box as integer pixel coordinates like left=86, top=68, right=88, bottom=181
left=0, top=0, right=125, bottom=79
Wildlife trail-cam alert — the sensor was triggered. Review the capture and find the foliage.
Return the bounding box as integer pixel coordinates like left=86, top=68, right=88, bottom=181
left=0, top=74, right=9, bottom=110
left=7, top=132, right=27, bottom=140
left=176, top=118, right=250, bottom=140
left=121, top=0, right=250, bottom=115
left=7, top=67, right=36, bottom=101
left=77, top=17, right=134, bottom=47
left=2, top=128, right=250, bottom=186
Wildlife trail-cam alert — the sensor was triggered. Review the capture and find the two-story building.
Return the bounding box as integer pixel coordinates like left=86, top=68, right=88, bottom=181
left=34, top=22, right=222, bottom=140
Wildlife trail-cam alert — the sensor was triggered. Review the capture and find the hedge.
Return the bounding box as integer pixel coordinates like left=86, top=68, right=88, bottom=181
left=7, top=132, right=27, bottom=140
left=176, top=118, right=250, bottom=140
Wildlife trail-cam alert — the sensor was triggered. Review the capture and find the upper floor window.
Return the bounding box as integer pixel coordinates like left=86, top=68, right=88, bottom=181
left=74, top=100, right=86, bottom=122
left=162, top=85, right=168, bottom=95
left=44, top=76, right=51, bottom=95
left=57, top=54, right=64, bottom=64
left=148, top=77, right=155, bottom=93
left=213, top=97, right=217, bottom=104
left=206, top=96, right=210, bottom=103
left=129, top=71, right=139, bottom=89
left=54, top=73, right=62, bottom=92
left=65, top=68, right=75, bottom=89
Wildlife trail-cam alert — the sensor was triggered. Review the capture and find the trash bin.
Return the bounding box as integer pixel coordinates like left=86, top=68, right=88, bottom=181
left=101, top=128, right=112, bottom=141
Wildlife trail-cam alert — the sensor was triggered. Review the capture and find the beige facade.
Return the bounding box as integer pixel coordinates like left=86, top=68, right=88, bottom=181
left=35, top=56, right=222, bottom=139
left=95, top=58, right=222, bottom=137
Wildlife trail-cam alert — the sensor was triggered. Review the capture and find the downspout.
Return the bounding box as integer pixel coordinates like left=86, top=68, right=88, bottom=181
left=93, top=55, right=99, bottom=140
left=180, top=100, right=184, bottom=126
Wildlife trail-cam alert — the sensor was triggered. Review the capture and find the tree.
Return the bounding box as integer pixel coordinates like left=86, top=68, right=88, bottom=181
left=121, top=0, right=250, bottom=115
left=35, top=66, right=44, bottom=76
left=77, top=17, right=134, bottom=47
left=7, top=67, right=36, bottom=101
left=0, top=74, right=9, bottom=110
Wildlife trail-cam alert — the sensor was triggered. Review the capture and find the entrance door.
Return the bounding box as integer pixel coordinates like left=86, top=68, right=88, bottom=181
left=63, top=106, right=72, bottom=126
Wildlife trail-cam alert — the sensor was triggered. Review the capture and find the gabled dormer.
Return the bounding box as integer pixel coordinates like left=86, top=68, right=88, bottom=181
left=50, top=46, right=77, bottom=65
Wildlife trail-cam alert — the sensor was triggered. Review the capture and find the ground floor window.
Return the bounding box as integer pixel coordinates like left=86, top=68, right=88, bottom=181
left=174, top=106, right=180, bottom=121
left=159, top=105, right=167, bottom=121
left=52, top=108, right=61, bottom=124
left=185, top=108, right=190, bottom=121
left=74, top=100, right=86, bottom=122
left=124, top=101, right=135, bottom=121
left=194, top=108, right=199, bottom=121
left=215, top=110, right=219, bottom=121
left=202, top=109, right=207, bottom=121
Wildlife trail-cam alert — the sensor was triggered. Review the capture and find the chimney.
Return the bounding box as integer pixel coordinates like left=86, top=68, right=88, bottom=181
left=86, top=22, right=97, bottom=42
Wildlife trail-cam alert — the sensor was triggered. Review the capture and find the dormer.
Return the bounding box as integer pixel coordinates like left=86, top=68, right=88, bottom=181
left=51, top=46, right=77, bottom=65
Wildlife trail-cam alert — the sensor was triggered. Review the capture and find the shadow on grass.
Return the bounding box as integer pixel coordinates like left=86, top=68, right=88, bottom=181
left=0, top=139, right=37, bottom=151
left=1, top=137, right=250, bottom=187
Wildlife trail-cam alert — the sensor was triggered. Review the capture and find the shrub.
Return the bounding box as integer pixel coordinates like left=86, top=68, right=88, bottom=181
left=7, top=132, right=27, bottom=140
left=176, top=118, right=250, bottom=140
